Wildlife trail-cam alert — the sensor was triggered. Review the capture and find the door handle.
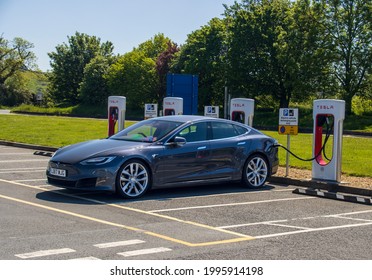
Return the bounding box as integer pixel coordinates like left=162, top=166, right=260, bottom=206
left=237, top=142, right=246, bottom=145
left=197, top=146, right=207, bottom=150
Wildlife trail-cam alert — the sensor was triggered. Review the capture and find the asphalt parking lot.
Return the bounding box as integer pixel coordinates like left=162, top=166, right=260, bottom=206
left=0, top=145, right=371, bottom=260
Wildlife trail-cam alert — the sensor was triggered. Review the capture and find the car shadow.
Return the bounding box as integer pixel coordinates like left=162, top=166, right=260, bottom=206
left=145, top=183, right=276, bottom=201
left=35, top=182, right=280, bottom=205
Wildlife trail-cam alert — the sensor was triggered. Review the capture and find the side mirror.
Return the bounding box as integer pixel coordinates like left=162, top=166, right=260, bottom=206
left=166, top=136, right=186, bottom=146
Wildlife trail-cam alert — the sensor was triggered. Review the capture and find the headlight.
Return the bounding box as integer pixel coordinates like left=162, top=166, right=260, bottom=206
left=80, top=156, right=116, bottom=165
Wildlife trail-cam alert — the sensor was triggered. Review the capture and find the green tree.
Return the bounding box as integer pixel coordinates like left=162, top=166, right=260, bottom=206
left=155, top=41, right=179, bottom=105
left=2, top=72, right=33, bottom=105
left=316, top=0, right=372, bottom=114
left=225, top=0, right=329, bottom=109
left=136, top=33, right=171, bottom=59
left=227, top=0, right=287, bottom=106
left=0, top=36, right=36, bottom=105
left=48, top=32, right=114, bottom=105
left=106, top=50, right=157, bottom=111
left=106, top=34, right=173, bottom=112
left=79, top=55, right=115, bottom=105
left=172, top=18, right=228, bottom=110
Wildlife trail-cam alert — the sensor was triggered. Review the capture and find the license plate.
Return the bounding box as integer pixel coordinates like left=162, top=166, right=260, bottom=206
left=49, top=168, right=67, bottom=177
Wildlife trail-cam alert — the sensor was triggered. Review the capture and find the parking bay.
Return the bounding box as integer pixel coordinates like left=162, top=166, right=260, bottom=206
left=1, top=145, right=372, bottom=260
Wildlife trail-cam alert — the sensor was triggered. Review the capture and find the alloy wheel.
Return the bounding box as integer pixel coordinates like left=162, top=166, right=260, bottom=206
left=118, top=161, right=149, bottom=198
left=244, top=155, right=268, bottom=188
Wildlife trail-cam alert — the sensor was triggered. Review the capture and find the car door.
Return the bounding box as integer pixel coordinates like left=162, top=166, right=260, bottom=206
left=153, top=121, right=211, bottom=185
left=208, top=121, right=251, bottom=179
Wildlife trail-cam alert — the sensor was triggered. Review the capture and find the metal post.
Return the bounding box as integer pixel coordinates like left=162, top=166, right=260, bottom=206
left=224, top=86, right=228, bottom=119
left=286, top=134, right=290, bottom=177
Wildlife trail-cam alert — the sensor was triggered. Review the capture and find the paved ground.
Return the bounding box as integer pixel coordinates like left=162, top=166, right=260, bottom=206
left=1, top=145, right=372, bottom=260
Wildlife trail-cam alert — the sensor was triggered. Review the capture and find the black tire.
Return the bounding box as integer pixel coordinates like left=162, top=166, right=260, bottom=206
left=242, top=154, right=269, bottom=188
left=116, top=160, right=151, bottom=198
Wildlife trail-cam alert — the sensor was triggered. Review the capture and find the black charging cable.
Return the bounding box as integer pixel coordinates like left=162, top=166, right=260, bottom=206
left=271, top=118, right=334, bottom=163
left=322, top=118, right=334, bottom=162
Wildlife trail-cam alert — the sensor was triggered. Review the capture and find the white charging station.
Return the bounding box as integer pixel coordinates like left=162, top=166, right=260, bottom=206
left=204, top=106, right=219, bottom=118
left=230, top=98, right=255, bottom=126
left=312, top=99, right=345, bottom=182
left=163, top=97, right=183, bottom=116
left=108, top=96, right=126, bottom=137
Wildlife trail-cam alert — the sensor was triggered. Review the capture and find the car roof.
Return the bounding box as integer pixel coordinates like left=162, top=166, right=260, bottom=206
left=151, top=115, right=216, bottom=123
left=147, top=115, right=257, bottom=132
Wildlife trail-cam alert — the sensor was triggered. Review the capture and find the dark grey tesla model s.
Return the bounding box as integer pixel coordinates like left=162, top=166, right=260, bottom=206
left=47, top=115, right=279, bottom=198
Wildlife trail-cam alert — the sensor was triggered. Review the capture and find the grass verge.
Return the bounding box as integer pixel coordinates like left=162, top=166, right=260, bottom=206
left=0, top=114, right=371, bottom=177
left=0, top=114, right=136, bottom=147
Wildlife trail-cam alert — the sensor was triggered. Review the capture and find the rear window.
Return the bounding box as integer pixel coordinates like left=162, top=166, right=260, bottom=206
left=234, top=124, right=248, bottom=135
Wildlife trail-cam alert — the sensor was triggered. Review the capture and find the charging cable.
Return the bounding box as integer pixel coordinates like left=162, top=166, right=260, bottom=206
left=271, top=119, right=334, bottom=164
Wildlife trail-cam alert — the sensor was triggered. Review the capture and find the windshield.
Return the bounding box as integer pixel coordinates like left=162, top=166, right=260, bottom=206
left=111, top=119, right=183, bottom=143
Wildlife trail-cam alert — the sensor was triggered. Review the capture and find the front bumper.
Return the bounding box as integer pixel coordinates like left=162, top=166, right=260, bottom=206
left=46, top=161, right=116, bottom=192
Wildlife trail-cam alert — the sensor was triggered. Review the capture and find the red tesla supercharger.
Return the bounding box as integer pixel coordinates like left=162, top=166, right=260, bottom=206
left=108, top=96, right=126, bottom=137
left=230, top=98, right=255, bottom=126
left=312, top=99, right=345, bottom=182
left=163, top=97, right=183, bottom=116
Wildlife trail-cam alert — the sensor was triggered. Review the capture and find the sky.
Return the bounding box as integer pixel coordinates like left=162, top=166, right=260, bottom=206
left=1, top=0, right=238, bottom=71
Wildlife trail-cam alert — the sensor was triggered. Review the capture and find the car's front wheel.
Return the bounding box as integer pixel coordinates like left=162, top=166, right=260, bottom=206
left=242, top=154, right=269, bottom=188
left=116, top=160, right=151, bottom=198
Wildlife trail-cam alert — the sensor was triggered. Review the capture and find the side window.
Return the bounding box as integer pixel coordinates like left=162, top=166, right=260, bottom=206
left=211, top=122, right=245, bottom=140
left=233, top=124, right=249, bottom=135
left=176, top=122, right=208, bottom=143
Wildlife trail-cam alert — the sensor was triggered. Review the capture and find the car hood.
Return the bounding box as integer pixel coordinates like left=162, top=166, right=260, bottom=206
left=51, top=139, right=151, bottom=164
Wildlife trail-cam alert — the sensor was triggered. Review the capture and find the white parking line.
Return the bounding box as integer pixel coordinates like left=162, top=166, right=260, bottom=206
left=219, top=210, right=372, bottom=231
left=255, top=221, right=372, bottom=239
left=15, top=248, right=76, bottom=259
left=267, top=223, right=312, bottom=230
left=0, top=159, right=48, bottom=163
left=218, top=220, right=294, bottom=229
left=150, top=188, right=296, bottom=202
left=70, top=256, right=101, bottom=260
left=94, top=239, right=145, bottom=248
left=324, top=209, right=372, bottom=217
left=117, top=247, right=172, bottom=257
left=14, top=179, right=46, bottom=182
left=0, top=153, right=34, bottom=156
left=0, top=169, right=45, bottom=174
left=219, top=219, right=311, bottom=230
left=149, top=197, right=316, bottom=213
left=0, top=168, right=45, bottom=171
left=219, top=219, right=290, bottom=229
left=332, top=216, right=372, bottom=222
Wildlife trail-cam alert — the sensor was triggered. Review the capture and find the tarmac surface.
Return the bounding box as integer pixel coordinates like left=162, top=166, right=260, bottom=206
left=1, top=143, right=372, bottom=261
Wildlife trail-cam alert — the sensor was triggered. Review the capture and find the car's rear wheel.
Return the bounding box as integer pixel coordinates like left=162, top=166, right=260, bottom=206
left=242, top=154, right=268, bottom=188
left=116, top=160, right=151, bottom=198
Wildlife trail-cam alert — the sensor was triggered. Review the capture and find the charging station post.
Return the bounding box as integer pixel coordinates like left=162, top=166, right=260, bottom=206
left=312, top=99, right=345, bottom=182
left=278, top=108, right=299, bottom=176
left=108, top=96, right=126, bottom=137
left=163, top=97, right=183, bottom=116
left=230, top=98, right=255, bottom=126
